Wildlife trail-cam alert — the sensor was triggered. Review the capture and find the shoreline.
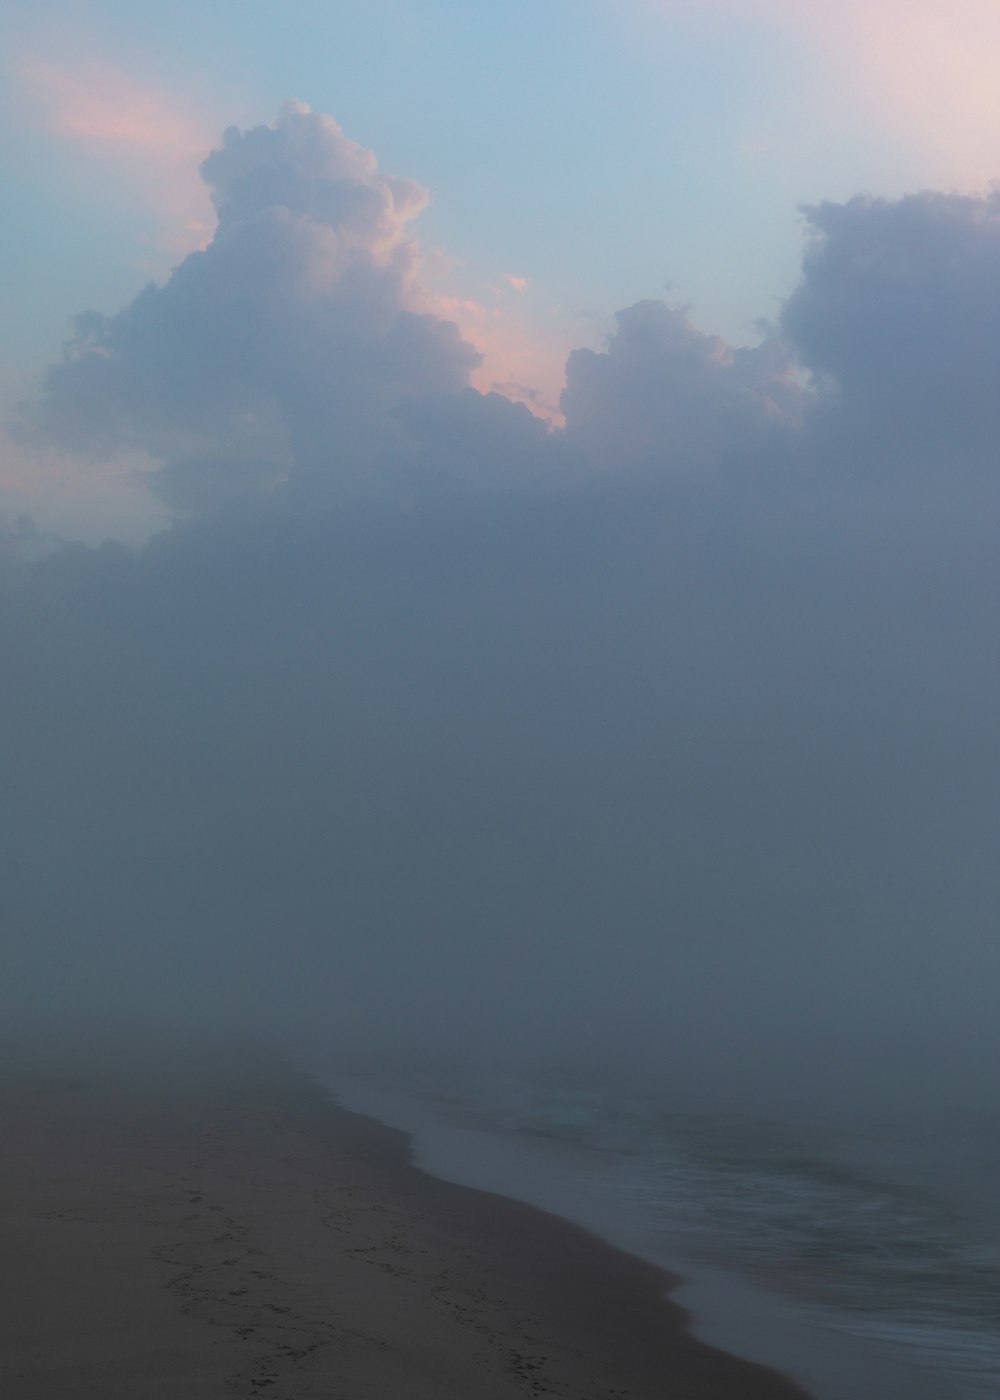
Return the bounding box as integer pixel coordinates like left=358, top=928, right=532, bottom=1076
left=321, top=1069, right=941, bottom=1400
left=1, top=1041, right=812, bottom=1398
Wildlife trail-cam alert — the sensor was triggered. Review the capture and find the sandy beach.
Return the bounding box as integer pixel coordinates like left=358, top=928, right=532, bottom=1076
left=0, top=1040, right=812, bottom=1399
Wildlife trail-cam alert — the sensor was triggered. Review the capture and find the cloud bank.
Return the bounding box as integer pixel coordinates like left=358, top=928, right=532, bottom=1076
left=5, top=107, right=1000, bottom=1102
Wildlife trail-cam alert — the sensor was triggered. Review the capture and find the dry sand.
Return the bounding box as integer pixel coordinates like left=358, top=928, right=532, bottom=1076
left=0, top=1041, right=812, bottom=1398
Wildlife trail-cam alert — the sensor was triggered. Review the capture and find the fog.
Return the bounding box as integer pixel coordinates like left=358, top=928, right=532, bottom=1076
left=3, top=106, right=999, bottom=1108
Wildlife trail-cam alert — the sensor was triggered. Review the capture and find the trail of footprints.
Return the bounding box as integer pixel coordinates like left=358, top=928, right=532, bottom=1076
left=154, top=1168, right=386, bottom=1398
left=151, top=1154, right=594, bottom=1398
left=314, top=1186, right=569, bottom=1396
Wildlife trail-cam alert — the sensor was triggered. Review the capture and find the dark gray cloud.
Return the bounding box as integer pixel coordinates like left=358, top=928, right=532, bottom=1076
left=561, top=300, right=804, bottom=476
left=4, top=111, right=1000, bottom=1103
left=784, top=188, right=1000, bottom=470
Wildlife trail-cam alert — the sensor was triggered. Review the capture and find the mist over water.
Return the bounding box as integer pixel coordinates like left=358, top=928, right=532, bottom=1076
left=322, top=1055, right=1000, bottom=1400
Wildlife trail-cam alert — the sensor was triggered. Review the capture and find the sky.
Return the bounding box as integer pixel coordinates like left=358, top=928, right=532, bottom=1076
left=4, top=0, right=1000, bottom=536
left=2, top=1, right=1000, bottom=1098
left=5, top=7, right=999, bottom=368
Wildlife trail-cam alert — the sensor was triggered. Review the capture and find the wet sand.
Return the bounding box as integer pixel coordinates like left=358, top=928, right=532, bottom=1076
left=0, top=1042, right=813, bottom=1398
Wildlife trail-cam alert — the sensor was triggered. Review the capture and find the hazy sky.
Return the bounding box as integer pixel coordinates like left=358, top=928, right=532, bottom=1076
left=2, top=2, right=999, bottom=1096
left=5, top=4, right=1000, bottom=390
left=5, top=0, right=1000, bottom=537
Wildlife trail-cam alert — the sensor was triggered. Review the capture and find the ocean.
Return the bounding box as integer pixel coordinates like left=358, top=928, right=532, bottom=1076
left=315, top=1057, right=1000, bottom=1400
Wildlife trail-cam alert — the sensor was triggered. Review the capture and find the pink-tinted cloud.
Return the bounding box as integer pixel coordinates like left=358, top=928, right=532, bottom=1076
left=16, top=54, right=220, bottom=258
left=17, top=66, right=567, bottom=422
left=424, top=287, right=573, bottom=424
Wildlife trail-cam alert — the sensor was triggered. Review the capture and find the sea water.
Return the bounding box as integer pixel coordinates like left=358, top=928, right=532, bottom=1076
left=316, top=1057, right=1000, bottom=1400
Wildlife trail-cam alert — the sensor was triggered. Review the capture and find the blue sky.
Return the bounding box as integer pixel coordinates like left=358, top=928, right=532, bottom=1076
left=2, top=0, right=998, bottom=535
left=4, top=0, right=982, bottom=360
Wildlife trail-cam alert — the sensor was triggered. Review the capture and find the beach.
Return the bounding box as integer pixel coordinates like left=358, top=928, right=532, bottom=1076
left=0, top=1040, right=811, bottom=1399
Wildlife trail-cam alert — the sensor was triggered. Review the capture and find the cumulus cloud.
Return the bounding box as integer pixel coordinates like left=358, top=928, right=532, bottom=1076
left=784, top=189, right=1000, bottom=468
left=5, top=108, right=1000, bottom=1097
left=27, top=103, right=480, bottom=510
left=561, top=300, right=803, bottom=475
left=202, top=102, right=429, bottom=250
